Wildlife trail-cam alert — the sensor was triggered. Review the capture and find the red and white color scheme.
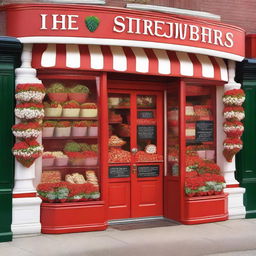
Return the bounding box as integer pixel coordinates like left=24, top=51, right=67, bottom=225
left=32, top=44, right=228, bottom=81
left=0, top=3, right=246, bottom=235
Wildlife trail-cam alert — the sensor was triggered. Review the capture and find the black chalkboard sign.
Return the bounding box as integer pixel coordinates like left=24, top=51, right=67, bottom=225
left=137, top=125, right=156, bottom=140
left=109, top=166, right=130, bottom=178
left=196, top=121, right=214, bottom=142
left=138, top=111, right=154, bottom=119
left=137, top=165, right=160, bottom=178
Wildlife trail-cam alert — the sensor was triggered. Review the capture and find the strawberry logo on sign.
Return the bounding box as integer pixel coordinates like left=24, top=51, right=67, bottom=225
left=85, top=16, right=100, bottom=32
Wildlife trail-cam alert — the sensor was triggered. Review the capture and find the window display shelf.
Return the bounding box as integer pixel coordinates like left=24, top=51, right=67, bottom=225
left=42, top=166, right=99, bottom=170
left=44, top=117, right=98, bottom=121
left=42, top=136, right=98, bottom=140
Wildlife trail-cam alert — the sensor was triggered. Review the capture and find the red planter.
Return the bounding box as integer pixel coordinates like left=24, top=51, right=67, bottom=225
left=40, top=201, right=107, bottom=234
left=48, top=93, right=68, bottom=103
left=68, top=93, right=88, bottom=103
left=182, top=193, right=228, bottom=224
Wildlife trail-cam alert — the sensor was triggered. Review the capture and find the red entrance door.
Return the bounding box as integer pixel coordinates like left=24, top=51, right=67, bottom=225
left=108, top=90, right=163, bottom=220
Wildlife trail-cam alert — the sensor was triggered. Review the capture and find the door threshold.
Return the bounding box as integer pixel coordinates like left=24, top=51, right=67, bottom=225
left=108, top=216, right=164, bottom=225
left=108, top=217, right=180, bottom=231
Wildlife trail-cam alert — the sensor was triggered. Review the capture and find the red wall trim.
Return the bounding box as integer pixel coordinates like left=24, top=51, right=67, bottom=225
left=13, top=193, right=37, bottom=198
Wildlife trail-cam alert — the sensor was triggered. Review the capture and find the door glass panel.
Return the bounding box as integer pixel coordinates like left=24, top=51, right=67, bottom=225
left=136, top=95, right=162, bottom=163
left=108, top=93, right=131, bottom=164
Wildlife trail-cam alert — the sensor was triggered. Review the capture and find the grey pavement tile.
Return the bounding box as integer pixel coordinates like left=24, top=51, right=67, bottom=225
left=10, top=233, right=127, bottom=256
left=0, top=246, right=34, bottom=256
left=207, top=250, right=256, bottom=256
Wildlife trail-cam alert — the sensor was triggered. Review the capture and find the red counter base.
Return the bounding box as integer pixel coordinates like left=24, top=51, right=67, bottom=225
left=41, top=201, right=107, bottom=234
left=182, top=193, right=228, bottom=225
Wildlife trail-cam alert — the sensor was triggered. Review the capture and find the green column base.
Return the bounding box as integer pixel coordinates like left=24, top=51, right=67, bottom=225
left=0, top=189, right=13, bottom=242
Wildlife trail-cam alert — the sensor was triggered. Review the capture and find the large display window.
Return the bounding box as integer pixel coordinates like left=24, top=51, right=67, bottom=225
left=37, top=74, right=101, bottom=203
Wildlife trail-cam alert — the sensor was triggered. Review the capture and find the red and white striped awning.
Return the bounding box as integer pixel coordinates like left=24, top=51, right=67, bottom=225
left=32, top=44, right=228, bottom=81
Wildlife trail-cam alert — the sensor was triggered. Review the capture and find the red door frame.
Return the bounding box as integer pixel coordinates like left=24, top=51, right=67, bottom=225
left=106, top=85, right=164, bottom=219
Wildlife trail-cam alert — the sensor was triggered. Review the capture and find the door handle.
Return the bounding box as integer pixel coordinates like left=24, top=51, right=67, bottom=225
left=132, top=164, right=137, bottom=174
left=131, top=148, right=138, bottom=154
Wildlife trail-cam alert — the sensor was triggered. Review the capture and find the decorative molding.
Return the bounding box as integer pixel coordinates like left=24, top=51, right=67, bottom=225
left=12, top=197, right=42, bottom=237
left=224, top=187, right=246, bottom=219
left=18, top=37, right=244, bottom=62
left=126, top=4, right=221, bottom=21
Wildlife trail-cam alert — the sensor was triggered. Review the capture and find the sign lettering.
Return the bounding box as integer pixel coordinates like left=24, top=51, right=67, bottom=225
left=113, top=16, right=234, bottom=48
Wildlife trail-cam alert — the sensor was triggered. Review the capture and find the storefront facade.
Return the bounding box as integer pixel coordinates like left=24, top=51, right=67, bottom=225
left=0, top=3, right=247, bottom=236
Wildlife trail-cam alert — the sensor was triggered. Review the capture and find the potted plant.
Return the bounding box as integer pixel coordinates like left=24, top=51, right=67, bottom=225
left=44, top=102, right=62, bottom=117
left=68, top=84, right=89, bottom=103
left=80, top=103, right=98, bottom=117
left=223, top=106, right=245, bottom=121
left=15, top=102, right=44, bottom=120
left=37, top=182, right=69, bottom=203
left=79, top=143, right=91, bottom=152
left=64, top=141, right=82, bottom=152
left=15, top=83, right=46, bottom=103
left=42, top=121, right=56, bottom=137
left=62, top=100, right=80, bottom=117
left=66, top=152, right=85, bottom=166
left=83, top=151, right=98, bottom=166
left=12, top=121, right=41, bottom=140
left=53, top=151, right=69, bottom=166
left=87, top=121, right=98, bottom=136
left=42, top=152, right=55, bottom=167
left=223, top=138, right=243, bottom=162
left=12, top=139, right=43, bottom=168
left=71, top=121, right=88, bottom=137
left=223, top=89, right=245, bottom=106
left=55, top=121, right=71, bottom=137
left=47, top=82, right=68, bottom=103
left=223, top=120, right=244, bottom=138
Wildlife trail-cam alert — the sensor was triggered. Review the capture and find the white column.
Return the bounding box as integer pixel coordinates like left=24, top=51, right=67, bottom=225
left=216, top=60, right=246, bottom=219
left=12, top=43, right=42, bottom=237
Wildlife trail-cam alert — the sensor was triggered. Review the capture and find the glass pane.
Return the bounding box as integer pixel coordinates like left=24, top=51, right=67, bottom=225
left=108, top=93, right=131, bottom=163
left=167, top=87, right=180, bottom=176
left=185, top=85, right=215, bottom=160
left=136, top=94, right=162, bottom=163
left=40, top=76, right=101, bottom=202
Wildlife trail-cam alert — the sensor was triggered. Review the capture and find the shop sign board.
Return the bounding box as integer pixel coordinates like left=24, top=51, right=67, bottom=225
left=137, top=165, right=160, bottom=177
left=195, top=120, right=214, bottom=142
left=3, top=4, right=245, bottom=59
left=109, top=165, right=130, bottom=178
left=137, top=125, right=156, bottom=140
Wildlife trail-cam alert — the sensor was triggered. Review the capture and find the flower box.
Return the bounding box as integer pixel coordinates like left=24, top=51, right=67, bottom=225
left=55, top=127, right=71, bottom=137
left=44, top=108, right=62, bottom=117
left=71, top=127, right=87, bottom=137
left=42, top=158, right=55, bottom=167
left=84, top=157, right=98, bottom=166
left=70, top=158, right=85, bottom=166
left=62, top=108, right=80, bottom=117
left=80, top=109, right=98, bottom=118
left=182, top=193, right=228, bottom=224
left=88, top=127, right=98, bottom=137
left=48, top=93, right=68, bottom=103
left=68, top=93, right=88, bottom=103
left=42, top=127, right=55, bottom=137
left=40, top=201, right=107, bottom=234
left=197, top=150, right=206, bottom=159
left=55, top=157, right=69, bottom=167
left=205, top=150, right=215, bottom=161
